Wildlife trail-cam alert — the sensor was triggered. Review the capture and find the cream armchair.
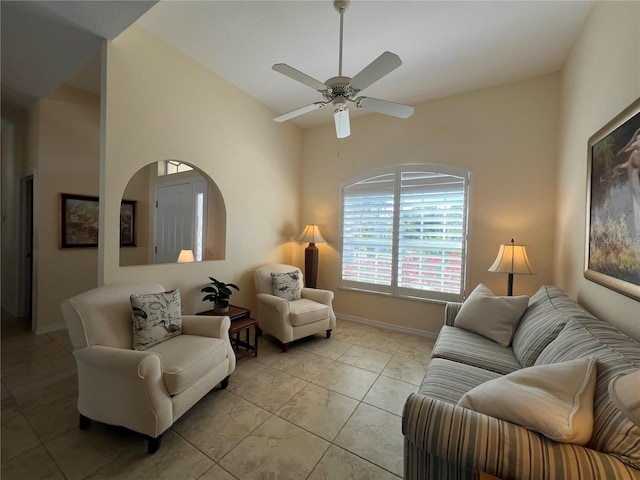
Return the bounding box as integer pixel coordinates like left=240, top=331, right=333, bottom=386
left=61, top=282, right=235, bottom=453
left=254, top=264, right=336, bottom=352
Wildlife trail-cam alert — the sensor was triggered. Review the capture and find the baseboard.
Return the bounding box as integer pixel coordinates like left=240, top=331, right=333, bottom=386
left=35, top=323, right=66, bottom=335
left=336, top=312, right=439, bottom=340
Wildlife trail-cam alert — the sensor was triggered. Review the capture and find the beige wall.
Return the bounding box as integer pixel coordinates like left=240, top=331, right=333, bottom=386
left=555, top=1, right=640, bottom=341
left=33, top=85, right=101, bottom=331
left=100, top=25, right=303, bottom=315
left=302, top=73, right=560, bottom=334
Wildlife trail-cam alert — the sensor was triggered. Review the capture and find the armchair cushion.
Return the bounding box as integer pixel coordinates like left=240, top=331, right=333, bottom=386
left=146, top=334, right=228, bottom=395
left=289, top=299, right=331, bottom=326
left=271, top=271, right=302, bottom=300
left=130, top=289, right=182, bottom=350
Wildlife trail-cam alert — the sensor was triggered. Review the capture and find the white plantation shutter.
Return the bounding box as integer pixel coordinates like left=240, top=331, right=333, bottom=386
left=341, top=172, right=395, bottom=293
left=340, top=165, right=469, bottom=302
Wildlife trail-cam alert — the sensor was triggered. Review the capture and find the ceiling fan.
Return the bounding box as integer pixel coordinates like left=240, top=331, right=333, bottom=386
left=272, top=0, right=414, bottom=138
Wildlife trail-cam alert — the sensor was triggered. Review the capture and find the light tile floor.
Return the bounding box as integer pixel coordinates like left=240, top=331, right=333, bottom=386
left=1, top=314, right=435, bottom=479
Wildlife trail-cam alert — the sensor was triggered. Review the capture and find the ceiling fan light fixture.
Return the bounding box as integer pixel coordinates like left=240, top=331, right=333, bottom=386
left=334, top=105, right=350, bottom=138
left=272, top=0, right=413, bottom=138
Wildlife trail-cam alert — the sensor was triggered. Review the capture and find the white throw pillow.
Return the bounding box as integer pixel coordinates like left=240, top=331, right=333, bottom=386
left=457, top=356, right=598, bottom=444
left=454, top=283, right=529, bottom=346
left=271, top=271, right=302, bottom=301
left=130, top=289, right=182, bottom=351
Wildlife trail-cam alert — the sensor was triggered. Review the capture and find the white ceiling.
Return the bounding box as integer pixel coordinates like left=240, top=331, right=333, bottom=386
left=136, top=0, right=595, bottom=128
left=1, top=1, right=156, bottom=108
left=2, top=1, right=594, bottom=130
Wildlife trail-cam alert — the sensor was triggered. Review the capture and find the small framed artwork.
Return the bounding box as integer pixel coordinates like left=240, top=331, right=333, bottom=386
left=120, top=200, right=137, bottom=247
left=59, top=194, right=138, bottom=249
left=585, top=97, right=640, bottom=300
left=59, top=194, right=99, bottom=248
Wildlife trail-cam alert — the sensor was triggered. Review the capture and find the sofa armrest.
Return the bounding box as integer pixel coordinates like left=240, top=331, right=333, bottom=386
left=301, top=288, right=334, bottom=305
left=444, top=302, right=463, bottom=326
left=402, top=393, right=638, bottom=480
left=182, top=315, right=230, bottom=339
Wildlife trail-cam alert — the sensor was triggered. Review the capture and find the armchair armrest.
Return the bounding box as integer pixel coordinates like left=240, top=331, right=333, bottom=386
left=256, top=293, right=291, bottom=314
left=73, top=344, right=162, bottom=378
left=402, top=393, right=637, bottom=479
left=444, top=302, right=463, bottom=326
left=182, top=315, right=230, bottom=339
left=301, top=288, right=334, bottom=305
left=72, top=345, right=172, bottom=437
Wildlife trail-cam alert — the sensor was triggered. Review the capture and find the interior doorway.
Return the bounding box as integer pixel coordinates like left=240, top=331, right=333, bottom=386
left=19, top=175, right=34, bottom=328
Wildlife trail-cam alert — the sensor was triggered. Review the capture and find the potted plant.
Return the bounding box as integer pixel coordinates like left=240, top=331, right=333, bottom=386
left=201, top=277, right=240, bottom=313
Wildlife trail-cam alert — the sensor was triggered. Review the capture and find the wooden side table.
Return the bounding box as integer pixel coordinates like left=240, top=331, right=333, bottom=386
left=197, top=305, right=259, bottom=360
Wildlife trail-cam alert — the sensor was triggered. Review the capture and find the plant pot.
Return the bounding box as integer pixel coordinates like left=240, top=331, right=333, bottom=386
left=213, top=305, right=229, bottom=314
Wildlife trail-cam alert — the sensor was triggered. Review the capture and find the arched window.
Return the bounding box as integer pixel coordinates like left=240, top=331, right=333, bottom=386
left=340, top=164, right=470, bottom=302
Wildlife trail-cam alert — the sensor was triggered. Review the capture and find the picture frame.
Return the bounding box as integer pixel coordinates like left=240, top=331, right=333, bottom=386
left=120, top=200, right=137, bottom=247
left=59, top=194, right=137, bottom=248
left=584, top=98, right=640, bottom=301
left=59, top=194, right=99, bottom=248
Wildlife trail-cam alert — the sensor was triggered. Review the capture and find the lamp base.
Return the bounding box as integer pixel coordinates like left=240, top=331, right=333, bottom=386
left=304, top=243, right=319, bottom=288
left=507, top=273, right=514, bottom=296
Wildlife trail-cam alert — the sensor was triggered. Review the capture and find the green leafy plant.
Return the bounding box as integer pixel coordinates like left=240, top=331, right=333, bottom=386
left=201, top=277, right=240, bottom=310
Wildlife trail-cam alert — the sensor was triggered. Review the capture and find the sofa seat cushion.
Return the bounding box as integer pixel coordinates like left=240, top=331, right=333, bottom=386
left=147, top=334, right=228, bottom=395
left=512, top=286, right=598, bottom=367
left=433, top=326, right=522, bottom=375
left=289, top=299, right=330, bottom=326
left=419, top=358, right=502, bottom=404
left=536, top=317, right=640, bottom=470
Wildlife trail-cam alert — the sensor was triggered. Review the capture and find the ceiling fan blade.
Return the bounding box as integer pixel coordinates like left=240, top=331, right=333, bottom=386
left=274, top=102, right=327, bottom=123
left=334, top=107, right=351, bottom=138
left=272, top=63, right=327, bottom=92
left=356, top=97, right=414, bottom=119
left=349, top=51, right=402, bottom=93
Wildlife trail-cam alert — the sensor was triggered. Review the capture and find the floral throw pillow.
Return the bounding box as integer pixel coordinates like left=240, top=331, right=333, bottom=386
left=130, top=289, right=182, bottom=351
left=271, top=271, right=302, bottom=301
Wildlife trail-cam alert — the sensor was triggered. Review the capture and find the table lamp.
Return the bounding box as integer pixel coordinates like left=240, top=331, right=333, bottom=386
left=177, top=249, right=195, bottom=263
left=296, top=224, right=326, bottom=288
left=488, top=239, right=535, bottom=295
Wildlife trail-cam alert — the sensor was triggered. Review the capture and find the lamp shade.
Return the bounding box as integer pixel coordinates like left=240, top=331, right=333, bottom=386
left=609, top=369, right=640, bottom=426
left=488, top=240, right=535, bottom=275
left=296, top=225, right=326, bottom=244
left=177, top=249, right=195, bottom=263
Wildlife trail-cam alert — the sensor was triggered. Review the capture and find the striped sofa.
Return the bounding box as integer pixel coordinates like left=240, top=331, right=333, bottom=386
left=402, top=286, right=640, bottom=480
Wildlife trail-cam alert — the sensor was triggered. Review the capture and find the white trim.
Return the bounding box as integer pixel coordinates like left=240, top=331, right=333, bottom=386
left=35, top=323, right=66, bottom=335
left=336, top=312, right=439, bottom=340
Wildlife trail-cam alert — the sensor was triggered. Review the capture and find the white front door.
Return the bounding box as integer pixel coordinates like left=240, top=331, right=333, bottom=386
left=155, top=182, right=195, bottom=263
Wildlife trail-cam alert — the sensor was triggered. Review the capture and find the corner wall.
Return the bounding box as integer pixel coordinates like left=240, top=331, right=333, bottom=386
left=32, top=86, right=101, bottom=332
left=556, top=0, right=640, bottom=341
left=101, top=25, right=303, bottom=314
left=302, top=73, right=561, bottom=334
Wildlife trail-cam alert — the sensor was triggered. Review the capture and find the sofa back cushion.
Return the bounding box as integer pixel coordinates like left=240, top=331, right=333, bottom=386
left=512, top=286, right=596, bottom=367
left=535, top=317, right=640, bottom=470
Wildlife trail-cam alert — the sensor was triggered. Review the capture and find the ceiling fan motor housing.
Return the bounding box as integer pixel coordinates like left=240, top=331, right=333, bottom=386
left=323, top=76, right=354, bottom=102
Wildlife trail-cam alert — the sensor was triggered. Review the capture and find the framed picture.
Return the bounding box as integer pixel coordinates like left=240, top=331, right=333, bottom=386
left=59, top=194, right=137, bottom=248
left=59, top=194, right=99, bottom=248
left=585, top=98, right=640, bottom=300
left=120, top=200, right=137, bottom=247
